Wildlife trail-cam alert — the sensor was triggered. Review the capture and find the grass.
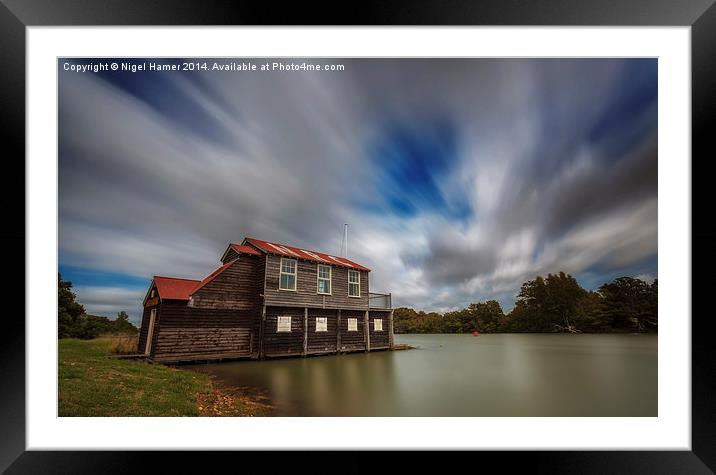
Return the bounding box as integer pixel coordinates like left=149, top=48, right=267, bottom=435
left=97, top=334, right=139, bottom=354
left=58, top=338, right=273, bottom=417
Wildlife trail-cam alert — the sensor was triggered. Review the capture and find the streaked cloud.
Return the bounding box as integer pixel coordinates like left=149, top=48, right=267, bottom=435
left=58, top=58, right=658, bottom=322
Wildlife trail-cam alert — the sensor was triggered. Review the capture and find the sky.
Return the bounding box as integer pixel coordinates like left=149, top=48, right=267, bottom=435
left=58, top=58, right=658, bottom=325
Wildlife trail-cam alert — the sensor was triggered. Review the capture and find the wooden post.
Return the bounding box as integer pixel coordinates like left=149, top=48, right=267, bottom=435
left=336, top=309, right=342, bottom=354
left=389, top=309, right=395, bottom=350
left=365, top=310, right=371, bottom=352
left=303, top=307, right=308, bottom=357
left=258, top=304, right=266, bottom=360
left=144, top=307, right=156, bottom=356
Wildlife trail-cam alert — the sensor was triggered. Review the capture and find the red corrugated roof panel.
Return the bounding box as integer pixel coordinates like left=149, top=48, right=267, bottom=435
left=243, top=237, right=370, bottom=271
left=152, top=236, right=369, bottom=303
left=229, top=243, right=261, bottom=256
left=153, top=276, right=201, bottom=301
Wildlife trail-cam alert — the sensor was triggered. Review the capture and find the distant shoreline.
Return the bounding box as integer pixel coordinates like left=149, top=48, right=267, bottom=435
left=393, top=330, right=658, bottom=335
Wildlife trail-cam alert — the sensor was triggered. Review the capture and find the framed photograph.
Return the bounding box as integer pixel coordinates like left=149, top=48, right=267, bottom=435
left=4, top=0, right=714, bottom=472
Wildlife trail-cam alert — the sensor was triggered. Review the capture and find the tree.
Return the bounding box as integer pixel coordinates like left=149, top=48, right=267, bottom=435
left=646, top=279, right=658, bottom=329
left=511, top=272, right=587, bottom=332
left=367, top=273, right=657, bottom=334
left=598, top=277, right=656, bottom=331
left=58, top=273, right=138, bottom=338
left=544, top=272, right=588, bottom=332
left=573, top=291, right=604, bottom=332
left=58, top=273, right=86, bottom=338
left=113, top=311, right=138, bottom=334
left=466, top=300, right=504, bottom=333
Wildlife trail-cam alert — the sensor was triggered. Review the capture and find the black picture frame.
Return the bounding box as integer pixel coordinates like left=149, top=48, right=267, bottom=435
left=2, top=1, right=713, bottom=473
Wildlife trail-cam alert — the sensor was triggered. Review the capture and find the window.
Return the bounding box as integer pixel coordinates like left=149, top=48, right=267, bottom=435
left=348, top=270, right=360, bottom=297
left=347, top=318, right=358, bottom=332
left=279, top=258, right=297, bottom=290
left=316, top=317, right=327, bottom=332
left=277, top=316, right=292, bottom=332
left=150, top=288, right=155, bottom=298
left=374, top=319, right=383, bottom=331
left=317, top=264, right=331, bottom=294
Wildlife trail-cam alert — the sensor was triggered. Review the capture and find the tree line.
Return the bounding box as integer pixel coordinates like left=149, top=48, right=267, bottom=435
left=393, top=272, right=657, bottom=334
left=59, top=274, right=138, bottom=339
left=59, top=270, right=656, bottom=337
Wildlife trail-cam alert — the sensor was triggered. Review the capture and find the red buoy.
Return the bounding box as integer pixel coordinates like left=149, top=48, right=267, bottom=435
left=472, top=330, right=480, bottom=336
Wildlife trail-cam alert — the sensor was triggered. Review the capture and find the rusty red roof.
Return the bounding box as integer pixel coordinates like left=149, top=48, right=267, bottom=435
left=243, top=237, right=370, bottom=271
left=151, top=237, right=368, bottom=303
left=152, top=276, right=200, bottom=301
left=229, top=243, right=261, bottom=256
left=190, top=259, right=237, bottom=295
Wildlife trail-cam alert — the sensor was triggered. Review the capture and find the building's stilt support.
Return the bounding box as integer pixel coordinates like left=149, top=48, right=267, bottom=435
left=336, top=309, right=342, bottom=354
left=389, top=309, right=395, bottom=350
left=258, top=304, right=266, bottom=360
left=302, top=307, right=308, bottom=357
left=365, top=310, right=371, bottom=352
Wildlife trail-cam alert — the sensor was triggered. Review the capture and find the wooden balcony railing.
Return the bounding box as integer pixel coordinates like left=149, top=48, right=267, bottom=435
left=369, top=292, right=392, bottom=309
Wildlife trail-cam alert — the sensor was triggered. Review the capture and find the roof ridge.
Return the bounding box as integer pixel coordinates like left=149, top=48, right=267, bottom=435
left=243, top=236, right=370, bottom=271
left=153, top=275, right=201, bottom=282
left=249, top=237, right=325, bottom=255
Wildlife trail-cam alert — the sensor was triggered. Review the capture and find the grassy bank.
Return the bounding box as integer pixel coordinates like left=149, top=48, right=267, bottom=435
left=59, top=338, right=272, bottom=416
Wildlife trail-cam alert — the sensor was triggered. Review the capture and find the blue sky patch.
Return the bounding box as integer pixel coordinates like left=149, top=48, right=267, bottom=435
left=368, top=118, right=472, bottom=220
left=59, top=265, right=148, bottom=289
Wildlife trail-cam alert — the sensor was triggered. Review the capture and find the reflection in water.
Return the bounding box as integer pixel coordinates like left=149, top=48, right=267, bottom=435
left=188, top=334, right=657, bottom=416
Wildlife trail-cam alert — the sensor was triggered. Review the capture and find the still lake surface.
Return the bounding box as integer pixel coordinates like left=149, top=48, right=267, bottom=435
left=188, top=334, right=657, bottom=416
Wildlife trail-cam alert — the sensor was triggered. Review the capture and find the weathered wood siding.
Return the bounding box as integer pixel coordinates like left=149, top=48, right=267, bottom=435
left=263, top=254, right=369, bottom=310
left=338, top=310, right=366, bottom=352
left=191, top=255, right=261, bottom=310
left=153, top=327, right=252, bottom=362
left=257, top=254, right=266, bottom=296
left=138, top=247, right=391, bottom=361
left=369, top=310, right=391, bottom=349
left=307, top=309, right=338, bottom=353
left=221, top=247, right=240, bottom=264
left=150, top=301, right=260, bottom=362
left=263, top=306, right=306, bottom=357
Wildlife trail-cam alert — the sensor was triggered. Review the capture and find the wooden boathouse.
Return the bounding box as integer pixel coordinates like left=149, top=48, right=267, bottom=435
left=138, top=237, right=394, bottom=363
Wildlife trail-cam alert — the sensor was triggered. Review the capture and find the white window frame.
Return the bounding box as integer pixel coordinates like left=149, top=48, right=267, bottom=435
left=279, top=257, right=297, bottom=291
left=374, top=319, right=383, bottom=332
left=277, top=316, right=292, bottom=332
left=348, top=270, right=361, bottom=297
left=317, top=264, right=332, bottom=295
left=315, top=317, right=328, bottom=332
left=347, top=317, right=358, bottom=332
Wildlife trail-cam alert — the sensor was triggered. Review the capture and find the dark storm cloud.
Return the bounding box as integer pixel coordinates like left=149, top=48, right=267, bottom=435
left=58, top=58, right=657, bottom=318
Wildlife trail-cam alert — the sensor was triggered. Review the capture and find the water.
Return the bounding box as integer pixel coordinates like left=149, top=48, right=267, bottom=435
left=188, top=334, right=657, bottom=416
